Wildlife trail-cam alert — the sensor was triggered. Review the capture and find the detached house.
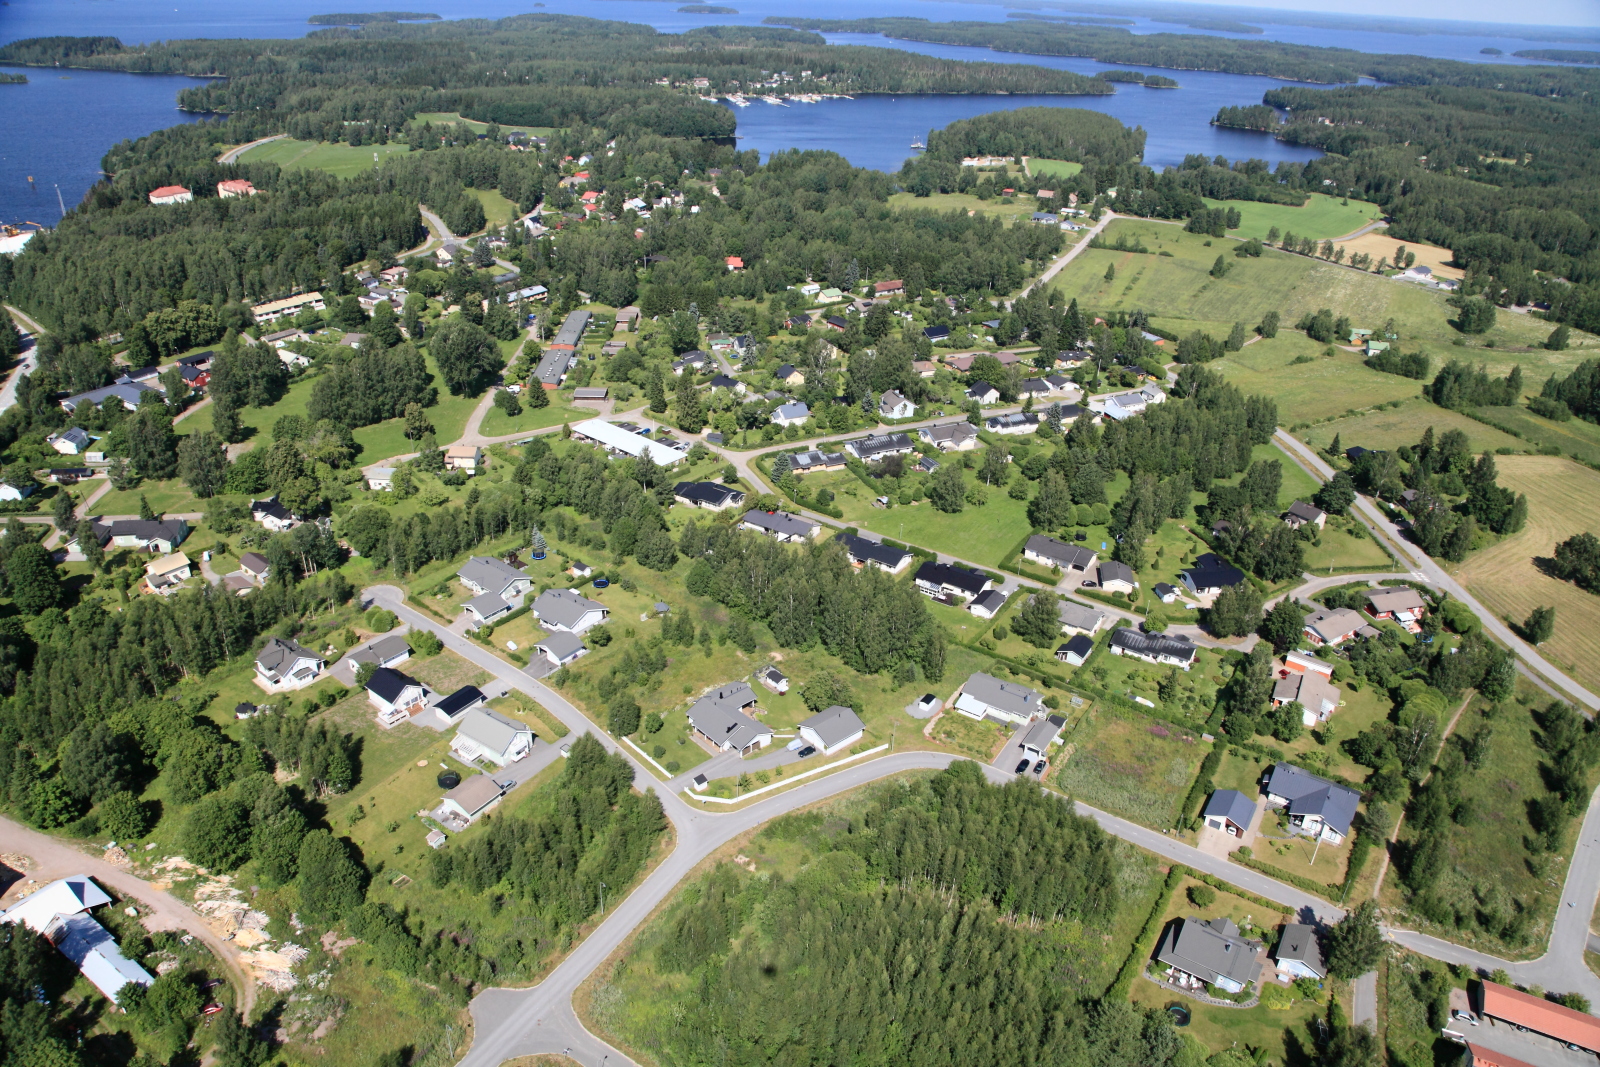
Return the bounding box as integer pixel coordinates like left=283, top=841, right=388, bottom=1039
left=952, top=672, right=1043, bottom=726
left=1096, top=560, right=1137, bottom=594
left=797, top=705, right=865, bottom=755
left=1275, top=923, right=1326, bottom=982
left=366, top=667, right=430, bottom=727
left=919, top=422, right=979, bottom=452
left=1273, top=669, right=1340, bottom=726
left=1057, top=601, right=1108, bottom=637
left=1202, top=789, right=1256, bottom=838
left=1263, top=762, right=1360, bottom=845
left=531, top=588, right=609, bottom=634
left=71, top=517, right=189, bottom=556
left=1366, top=587, right=1427, bottom=630
left=790, top=449, right=846, bottom=475
left=1024, top=534, right=1097, bottom=577
left=1303, top=608, right=1365, bottom=647
left=837, top=532, right=913, bottom=574
left=741, top=509, right=820, bottom=543
left=1155, top=917, right=1263, bottom=994
left=1109, top=627, right=1198, bottom=670
left=47, top=427, right=92, bottom=455
left=845, top=432, right=915, bottom=462
left=878, top=390, right=916, bottom=420
left=986, top=412, right=1041, bottom=436
left=1283, top=501, right=1326, bottom=530
left=458, top=556, right=532, bottom=600
left=914, top=560, right=992, bottom=602
left=673, top=481, right=746, bottom=511
left=451, top=708, right=535, bottom=766
left=254, top=637, right=325, bottom=692
left=688, top=682, right=772, bottom=754
left=250, top=497, right=299, bottom=533
left=1180, top=554, right=1245, bottom=597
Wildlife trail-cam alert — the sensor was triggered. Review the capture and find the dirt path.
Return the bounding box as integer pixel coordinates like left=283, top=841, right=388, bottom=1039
left=1330, top=219, right=1388, bottom=244
left=216, top=134, right=287, bottom=165
left=0, top=816, right=256, bottom=1016
left=1368, top=693, right=1476, bottom=901
left=1019, top=211, right=1116, bottom=297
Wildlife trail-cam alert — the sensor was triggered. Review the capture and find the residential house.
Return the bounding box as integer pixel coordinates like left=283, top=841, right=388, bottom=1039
left=837, top=532, right=912, bottom=574
left=0, top=876, right=154, bottom=1004
left=1031, top=211, right=1060, bottom=225
left=1024, top=534, right=1098, bottom=576
left=966, top=382, right=1000, bottom=404
left=367, top=468, right=396, bottom=491
left=797, top=705, right=864, bottom=755
left=771, top=402, right=811, bottom=428
left=952, top=672, right=1043, bottom=726
left=1109, top=627, right=1198, bottom=670
left=1283, top=649, right=1333, bottom=677
left=1057, top=601, right=1108, bottom=637
left=968, top=589, right=1008, bottom=619
left=817, top=287, right=843, bottom=304
left=774, top=364, right=806, bottom=387
left=379, top=265, right=409, bottom=285
left=47, top=427, right=92, bottom=455
left=43, top=467, right=92, bottom=484
left=725, top=255, right=744, bottom=271
left=687, top=682, right=772, bottom=754
left=254, top=637, right=325, bottom=691
left=457, top=556, right=532, bottom=600
left=1096, top=560, right=1138, bottom=594
left=348, top=634, right=411, bottom=672
left=147, top=185, right=193, bottom=205
left=919, top=422, right=979, bottom=452
left=914, top=560, right=992, bottom=602
left=1180, top=553, right=1246, bottom=597
left=250, top=292, right=325, bottom=324
left=1089, top=384, right=1167, bottom=422
left=438, top=775, right=505, bottom=824
left=433, top=685, right=486, bottom=722
left=707, top=374, right=745, bottom=394
left=673, top=481, right=746, bottom=511
left=531, top=588, right=609, bottom=634
left=741, top=509, right=820, bottom=543
left=878, top=390, right=916, bottom=420
left=790, top=448, right=846, bottom=474
left=534, top=631, right=588, bottom=668
left=71, top=517, right=189, bottom=556
left=1018, top=379, right=1054, bottom=401
left=463, top=593, right=513, bottom=625
left=1155, top=917, right=1263, bottom=994
left=60, top=380, right=158, bottom=414
left=444, top=445, right=483, bottom=473
left=250, top=497, right=299, bottom=532
left=1263, top=762, right=1360, bottom=845
left=1203, top=789, right=1256, bottom=838
left=1275, top=924, right=1326, bottom=982
left=1020, top=714, right=1066, bottom=759
left=178, top=364, right=210, bottom=390
left=986, top=412, right=1041, bottom=435
left=1366, top=587, right=1427, bottom=630
left=217, top=179, right=257, bottom=198
left=366, top=667, right=430, bottom=726
left=535, top=348, right=575, bottom=389
left=1273, top=669, right=1340, bottom=726
left=671, top=351, right=710, bottom=375
left=845, top=432, right=916, bottom=462
left=1283, top=501, right=1327, bottom=530
left=824, top=315, right=849, bottom=332
left=755, top=664, right=789, bottom=694
left=1303, top=607, right=1365, bottom=647
left=1044, top=374, right=1076, bottom=396
left=451, top=708, right=535, bottom=765
left=912, top=360, right=939, bottom=379
left=142, top=552, right=192, bottom=594
left=1055, top=634, right=1095, bottom=666
left=873, top=279, right=904, bottom=296
left=923, top=325, right=951, bottom=343
left=912, top=454, right=940, bottom=474
left=0, top=480, right=34, bottom=503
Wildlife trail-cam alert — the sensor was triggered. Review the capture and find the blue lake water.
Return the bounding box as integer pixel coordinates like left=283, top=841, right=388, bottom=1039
left=0, top=0, right=1594, bottom=224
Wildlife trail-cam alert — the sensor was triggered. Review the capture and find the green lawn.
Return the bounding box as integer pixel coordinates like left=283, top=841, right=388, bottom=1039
left=887, top=189, right=1051, bottom=226
left=477, top=399, right=592, bottom=438
left=413, top=112, right=557, bottom=138
left=94, top=478, right=207, bottom=518
left=181, top=372, right=317, bottom=444
left=236, top=137, right=411, bottom=178
left=1299, top=397, right=1525, bottom=455
left=1202, top=192, right=1382, bottom=242
left=1048, top=219, right=1586, bottom=355
left=351, top=384, right=481, bottom=464
left=1029, top=158, right=1085, bottom=180
left=1301, top=519, right=1396, bottom=575
left=843, top=490, right=1031, bottom=569
left=1214, top=334, right=1423, bottom=426
left=470, top=188, right=517, bottom=231
left=1470, top=404, right=1600, bottom=467
left=1051, top=705, right=1211, bottom=829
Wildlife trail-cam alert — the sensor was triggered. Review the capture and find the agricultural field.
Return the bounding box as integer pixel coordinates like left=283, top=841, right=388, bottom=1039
left=1470, top=404, right=1600, bottom=468
left=1028, top=158, right=1085, bottom=180
left=1340, top=231, right=1463, bottom=279
left=237, top=137, right=411, bottom=178
left=1202, top=191, right=1381, bottom=243
left=1299, top=397, right=1524, bottom=456
left=887, top=189, right=1061, bottom=226
left=1213, top=333, right=1423, bottom=425
left=1453, top=455, right=1600, bottom=695
left=1047, top=219, right=1589, bottom=354
left=413, top=112, right=557, bottom=139
left=1379, top=692, right=1572, bottom=959
left=1051, top=704, right=1211, bottom=829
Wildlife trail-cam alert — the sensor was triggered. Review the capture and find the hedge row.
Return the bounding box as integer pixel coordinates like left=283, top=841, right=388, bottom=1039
left=1231, top=854, right=1338, bottom=902
left=1109, top=864, right=1187, bottom=1000
left=1338, top=831, right=1379, bottom=902
left=1178, top=743, right=1225, bottom=827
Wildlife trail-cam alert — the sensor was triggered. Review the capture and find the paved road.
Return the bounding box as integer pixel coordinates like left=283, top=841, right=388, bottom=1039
left=1328, top=219, right=1389, bottom=244
left=1274, top=429, right=1600, bottom=710
left=215, top=134, right=287, bottom=165
left=0, top=816, right=257, bottom=1015
left=1351, top=971, right=1377, bottom=1030
left=0, top=304, right=41, bottom=416
left=1019, top=211, right=1116, bottom=298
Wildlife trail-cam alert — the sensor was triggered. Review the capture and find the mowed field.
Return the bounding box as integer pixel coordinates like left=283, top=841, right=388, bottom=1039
left=1341, top=230, right=1464, bottom=279
left=1028, top=157, right=1084, bottom=180
left=1299, top=398, right=1524, bottom=455
left=413, top=111, right=557, bottom=138
left=1454, top=455, right=1600, bottom=696
left=1047, top=219, right=1592, bottom=360
left=887, top=190, right=1050, bottom=225
left=1214, top=332, right=1421, bottom=424
left=1202, top=191, right=1381, bottom=242
left=237, top=137, right=411, bottom=178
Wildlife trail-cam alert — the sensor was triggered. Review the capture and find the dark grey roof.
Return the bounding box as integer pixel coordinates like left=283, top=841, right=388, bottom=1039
left=349, top=634, right=412, bottom=667
left=531, top=588, right=607, bottom=629
left=1276, top=922, right=1325, bottom=977
left=920, top=422, right=978, bottom=446
left=434, top=685, right=486, bottom=719
left=1204, top=788, right=1256, bottom=829
left=1056, top=634, right=1094, bottom=660
left=1109, top=627, right=1197, bottom=663
left=534, top=631, right=586, bottom=661
left=799, top=705, right=864, bottom=749
left=256, top=637, right=321, bottom=677
left=971, top=589, right=1008, bottom=614
left=365, top=666, right=424, bottom=703
left=837, top=532, right=911, bottom=571
left=1098, top=559, right=1136, bottom=586
left=551, top=309, right=591, bottom=348
left=1155, top=917, right=1262, bottom=989
left=1265, top=763, right=1360, bottom=837
left=1285, top=500, right=1325, bottom=523
left=535, top=348, right=574, bottom=386
left=674, top=481, right=743, bottom=508
left=1020, top=716, right=1062, bottom=753
left=709, top=374, right=739, bottom=389
left=914, top=560, right=989, bottom=597
left=688, top=683, right=768, bottom=750
left=1058, top=601, right=1106, bottom=632
left=741, top=509, right=818, bottom=539
left=90, top=517, right=188, bottom=547
left=847, top=432, right=914, bottom=460
left=959, top=672, right=1042, bottom=720
left=1026, top=534, right=1097, bottom=570
left=458, top=555, right=527, bottom=597
left=456, top=707, right=531, bottom=753
left=923, top=325, right=950, bottom=340
left=465, top=592, right=511, bottom=619
left=1181, top=553, right=1245, bottom=591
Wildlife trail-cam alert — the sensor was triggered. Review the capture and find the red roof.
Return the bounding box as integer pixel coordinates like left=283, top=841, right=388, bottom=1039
left=874, top=279, right=903, bottom=292
left=149, top=185, right=190, bottom=198
left=217, top=179, right=254, bottom=193
left=1466, top=1043, right=1539, bottom=1067
left=580, top=190, right=599, bottom=201
left=726, top=256, right=744, bottom=268
left=1479, top=981, right=1600, bottom=1051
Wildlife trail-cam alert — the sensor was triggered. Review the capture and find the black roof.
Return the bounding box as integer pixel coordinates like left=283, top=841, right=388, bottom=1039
left=1056, top=634, right=1094, bottom=659
left=915, top=559, right=989, bottom=597
left=838, top=532, right=911, bottom=570
left=826, top=316, right=848, bottom=329
left=176, top=351, right=212, bottom=367
left=1109, top=627, right=1197, bottom=662
left=674, top=481, right=741, bottom=507
left=434, top=685, right=486, bottom=719
left=924, top=325, right=951, bottom=340
left=1182, top=552, right=1246, bottom=591
left=365, top=666, right=423, bottom=702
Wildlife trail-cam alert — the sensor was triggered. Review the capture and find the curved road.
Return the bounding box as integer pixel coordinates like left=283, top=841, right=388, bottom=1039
left=216, top=134, right=287, bottom=165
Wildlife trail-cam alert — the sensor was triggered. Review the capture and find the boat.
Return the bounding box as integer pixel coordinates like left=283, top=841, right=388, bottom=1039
left=910, top=140, right=926, bottom=150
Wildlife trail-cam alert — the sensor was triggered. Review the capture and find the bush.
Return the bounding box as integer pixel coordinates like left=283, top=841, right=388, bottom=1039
left=98, top=791, right=152, bottom=840
left=411, top=629, right=443, bottom=656
left=365, top=607, right=398, bottom=632
left=1187, top=884, right=1216, bottom=908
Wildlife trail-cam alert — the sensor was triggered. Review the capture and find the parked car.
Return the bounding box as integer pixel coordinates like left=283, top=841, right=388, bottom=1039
left=797, top=746, right=816, bottom=758
left=1015, top=758, right=1031, bottom=774
left=1033, top=759, right=1047, bottom=775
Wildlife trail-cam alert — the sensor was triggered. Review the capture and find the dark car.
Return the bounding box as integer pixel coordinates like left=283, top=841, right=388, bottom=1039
left=797, top=746, right=816, bottom=758
left=1015, top=758, right=1031, bottom=774
left=1033, top=759, right=1047, bottom=775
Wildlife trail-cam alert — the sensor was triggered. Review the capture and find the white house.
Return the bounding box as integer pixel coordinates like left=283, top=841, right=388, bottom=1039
left=878, top=390, right=916, bottom=420
left=250, top=497, right=299, bottom=532
left=1263, top=762, right=1359, bottom=845
left=437, top=775, right=505, bottom=825
left=741, top=509, right=820, bottom=543
left=451, top=708, right=535, bottom=765
left=1202, top=789, right=1256, bottom=838
left=756, top=664, right=789, bottom=693
left=952, top=672, right=1043, bottom=726
left=797, top=705, right=865, bottom=755
left=771, top=402, right=811, bottom=428
left=687, top=682, right=772, bottom=754
left=534, top=631, right=588, bottom=667
left=531, top=588, right=609, bottom=634
left=48, top=427, right=92, bottom=455
left=254, top=637, right=324, bottom=691
left=1275, top=923, right=1326, bottom=982
left=366, top=666, right=430, bottom=727
left=1109, top=627, right=1197, bottom=670
left=457, top=556, right=532, bottom=601
left=142, top=552, right=192, bottom=595
left=367, top=468, right=396, bottom=491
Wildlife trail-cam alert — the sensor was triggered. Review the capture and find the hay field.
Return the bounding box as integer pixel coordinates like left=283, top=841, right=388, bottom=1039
left=1201, top=192, right=1380, bottom=242
left=1299, top=398, right=1525, bottom=455
left=1455, top=455, right=1600, bottom=694
left=1214, top=333, right=1421, bottom=424
left=1339, top=231, right=1464, bottom=279
left=237, top=137, right=411, bottom=178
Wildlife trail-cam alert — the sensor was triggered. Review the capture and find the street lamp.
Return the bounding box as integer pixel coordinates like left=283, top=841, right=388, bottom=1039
left=599, top=881, right=608, bottom=916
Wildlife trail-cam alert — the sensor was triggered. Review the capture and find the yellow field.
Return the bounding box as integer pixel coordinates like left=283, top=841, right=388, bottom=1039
left=1339, top=230, right=1464, bottom=279
left=1454, top=455, right=1600, bottom=695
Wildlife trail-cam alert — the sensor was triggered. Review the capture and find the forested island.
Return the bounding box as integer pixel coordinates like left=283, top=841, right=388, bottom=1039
left=1513, top=49, right=1600, bottom=64
left=0, top=73, right=27, bottom=84
left=307, top=11, right=441, bottom=24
